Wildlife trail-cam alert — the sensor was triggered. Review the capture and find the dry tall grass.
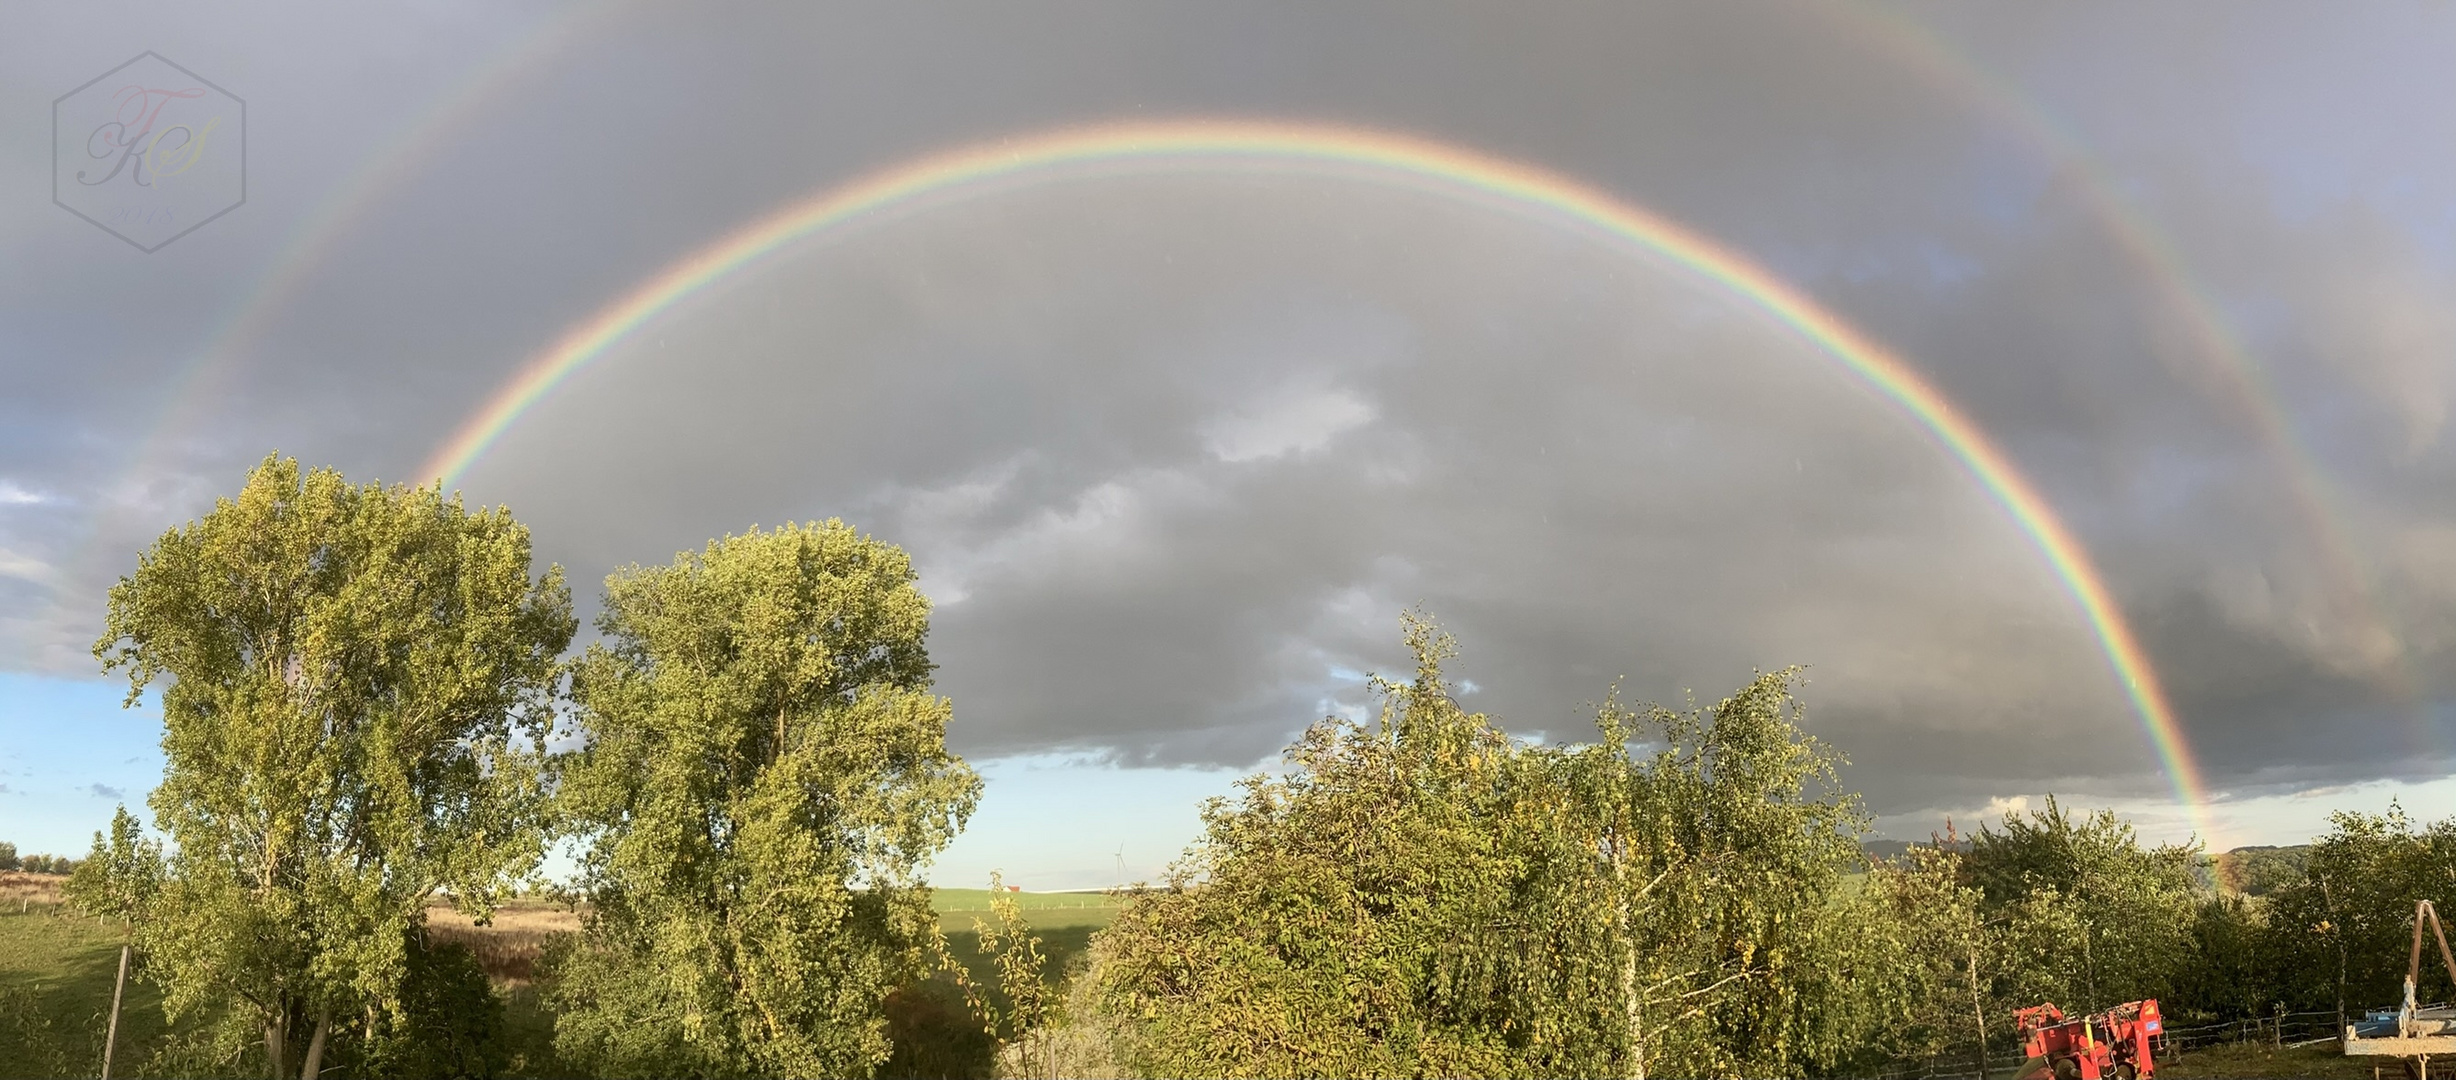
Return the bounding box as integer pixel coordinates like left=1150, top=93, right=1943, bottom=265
left=7, top=873, right=571, bottom=985
left=0, top=870, right=66, bottom=911
left=420, top=900, right=582, bottom=985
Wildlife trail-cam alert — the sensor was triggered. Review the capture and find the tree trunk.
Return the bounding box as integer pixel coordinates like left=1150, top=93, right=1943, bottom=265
left=299, top=1007, right=331, bottom=1080
left=102, top=942, right=129, bottom=1080
left=1968, top=929, right=1990, bottom=1080
left=1615, top=841, right=1644, bottom=1080
left=265, top=1012, right=288, bottom=1080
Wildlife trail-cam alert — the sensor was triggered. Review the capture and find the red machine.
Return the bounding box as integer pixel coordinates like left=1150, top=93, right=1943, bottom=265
left=2014, top=999, right=2163, bottom=1080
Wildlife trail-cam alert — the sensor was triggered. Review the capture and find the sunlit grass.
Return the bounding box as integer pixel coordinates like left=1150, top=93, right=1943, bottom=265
left=1, top=875, right=1123, bottom=1078
left=2157, top=1039, right=2380, bottom=1079
left=0, top=872, right=169, bottom=1079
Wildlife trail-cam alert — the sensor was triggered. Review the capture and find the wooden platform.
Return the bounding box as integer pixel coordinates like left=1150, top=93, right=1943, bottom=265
left=2343, top=1033, right=2456, bottom=1057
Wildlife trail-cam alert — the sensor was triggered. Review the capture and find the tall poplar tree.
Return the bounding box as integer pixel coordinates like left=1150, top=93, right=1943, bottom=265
left=546, top=521, right=980, bottom=1079
left=95, top=456, right=573, bottom=1080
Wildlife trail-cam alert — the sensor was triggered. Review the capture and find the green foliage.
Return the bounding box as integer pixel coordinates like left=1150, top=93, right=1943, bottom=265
left=1093, top=615, right=1873, bottom=1079
left=882, top=977, right=998, bottom=1080
left=344, top=935, right=511, bottom=1079
left=94, top=455, right=574, bottom=1076
left=966, top=872, right=1090, bottom=1079
left=546, top=520, right=981, bottom=1079
left=1856, top=843, right=1997, bottom=1068
left=0, top=889, right=206, bottom=1078
left=0, top=984, right=77, bottom=1080
left=974, top=873, right=1056, bottom=1041
left=130, top=1016, right=261, bottom=1080
left=2262, top=804, right=2456, bottom=1017
left=0, top=843, right=18, bottom=872
left=1579, top=668, right=1879, bottom=1079
left=2170, top=893, right=2277, bottom=1021
left=2211, top=846, right=2310, bottom=897
left=1847, top=799, right=2225, bottom=1073
left=1004, top=942, right=1137, bottom=1080
left=14, top=854, right=74, bottom=875
left=1094, top=617, right=1559, bottom=1078
left=73, top=457, right=2456, bottom=1077
left=1965, top=795, right=2201, bottom=1011
left=64, top=805, right=164, bottom=930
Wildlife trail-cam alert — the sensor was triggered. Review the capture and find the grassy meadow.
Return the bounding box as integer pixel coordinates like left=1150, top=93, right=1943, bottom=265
left=930, top=887, right=1123, bottom=986
left=0, top=874, right=1124, bottom=1079
left=0, top=872, right=169, bottom=1079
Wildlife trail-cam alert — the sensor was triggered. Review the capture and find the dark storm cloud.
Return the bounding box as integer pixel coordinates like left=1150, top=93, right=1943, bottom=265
left=466, top=175, right=2137, bottom=812
left=5, top=2, right=2455, bottom=818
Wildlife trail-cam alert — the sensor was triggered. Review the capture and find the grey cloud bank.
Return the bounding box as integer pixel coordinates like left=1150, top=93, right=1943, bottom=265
left=3, top=3, right=2454, bottom=828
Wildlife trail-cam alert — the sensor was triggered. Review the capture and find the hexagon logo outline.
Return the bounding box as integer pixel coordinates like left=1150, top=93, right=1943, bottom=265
left=53, top=52, right=246, bottom=253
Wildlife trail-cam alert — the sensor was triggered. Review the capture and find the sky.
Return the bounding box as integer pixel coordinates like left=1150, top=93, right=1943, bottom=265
left=3, top=3, right=2455, bottom=889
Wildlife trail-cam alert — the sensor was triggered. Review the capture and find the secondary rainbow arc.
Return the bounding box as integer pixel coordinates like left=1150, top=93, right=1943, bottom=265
left=417, top=119, right=2215, bottom=836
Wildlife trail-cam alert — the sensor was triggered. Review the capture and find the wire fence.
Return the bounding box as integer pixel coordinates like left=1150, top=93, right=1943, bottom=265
left=1861, top=1045, right=2038, bottom=1080
left=1856, top=1009, right=2355, bottom=1080
left=2157, top=1009, right=2346, bottom=1053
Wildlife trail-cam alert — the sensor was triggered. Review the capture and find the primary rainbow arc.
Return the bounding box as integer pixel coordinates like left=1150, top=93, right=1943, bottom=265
left=418, top=119, right=2214, bottom=835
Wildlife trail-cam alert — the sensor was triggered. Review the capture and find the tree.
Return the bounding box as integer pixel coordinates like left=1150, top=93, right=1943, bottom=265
left=972, top=871, right=1063, bottom=1079
left=94, top=455, right=574, bottom=1080
left=2211, top=846, right=2310, bottom=897
left=66, top=805, right=164, bottom=924
left=13, top=852, right=73, bottom=874
left=1094, top=616, right=1567, bottom=1078
left=0, top=841, right=17, bottom=871
left=546, top=521, right=980, bottom=1078
left=2263, top=804, right=2456, bottom=1023
left=64, top=805, right=164, bottom=1079
left=1859, top=841, right=2003, bottom=1077
left=1093, top=616, right=1877, bottom=1079
left=1580, top=669, right=1886, bottom=1079
left=2171, top=893, right=2277, bottom=1023
left=1964, top=796, right=2201, bottom=1012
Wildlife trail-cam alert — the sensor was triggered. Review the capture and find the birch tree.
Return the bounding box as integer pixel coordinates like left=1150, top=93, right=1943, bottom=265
left=1092, top=616, right=1876, bottom=1078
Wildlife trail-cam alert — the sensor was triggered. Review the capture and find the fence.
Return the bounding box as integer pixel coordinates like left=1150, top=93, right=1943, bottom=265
left=1857, top=1009, right=2355, bottom=1080
left=2158, top=1009, right=2345, bottom=1053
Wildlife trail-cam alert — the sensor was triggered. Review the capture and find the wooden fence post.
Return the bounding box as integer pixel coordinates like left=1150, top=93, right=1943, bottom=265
left=102, top=941, right=130, bottom=1080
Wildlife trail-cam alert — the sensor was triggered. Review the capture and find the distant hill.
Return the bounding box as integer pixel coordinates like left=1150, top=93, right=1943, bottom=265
left=1861, top=838, right=1968, bottom=861
left=2208, top=844, right=2311, bottom=896
left=1860, top=839, right=2313, bottom=897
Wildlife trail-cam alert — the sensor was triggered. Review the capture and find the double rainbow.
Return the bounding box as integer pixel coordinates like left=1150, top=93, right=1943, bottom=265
left=417, top=119, right=2212, bottom=833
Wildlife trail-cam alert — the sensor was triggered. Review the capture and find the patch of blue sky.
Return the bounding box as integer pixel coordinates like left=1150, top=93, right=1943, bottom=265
left=924, top=752, right=1248, bottom=893
left=0, top=670, right=163, bottom=857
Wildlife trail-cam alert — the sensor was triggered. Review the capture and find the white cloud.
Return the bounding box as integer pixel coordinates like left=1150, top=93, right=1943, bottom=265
left=1983, top=795, right=2032, bottom=819
left=0, top=481, right=53, bottom=506
left=0, top=548, right=60, bottom=588
left=1203, top=386, right=1377, bottom=464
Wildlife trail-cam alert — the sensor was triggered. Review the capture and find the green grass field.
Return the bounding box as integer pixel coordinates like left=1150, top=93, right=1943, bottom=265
left=929, top=886, right=1123, bottom=911
left=0, top=887, right=174, bottom=1080
left=931, top=886, right=1122, bottom=935
left=0, top=875, right=1122, bottom=1079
